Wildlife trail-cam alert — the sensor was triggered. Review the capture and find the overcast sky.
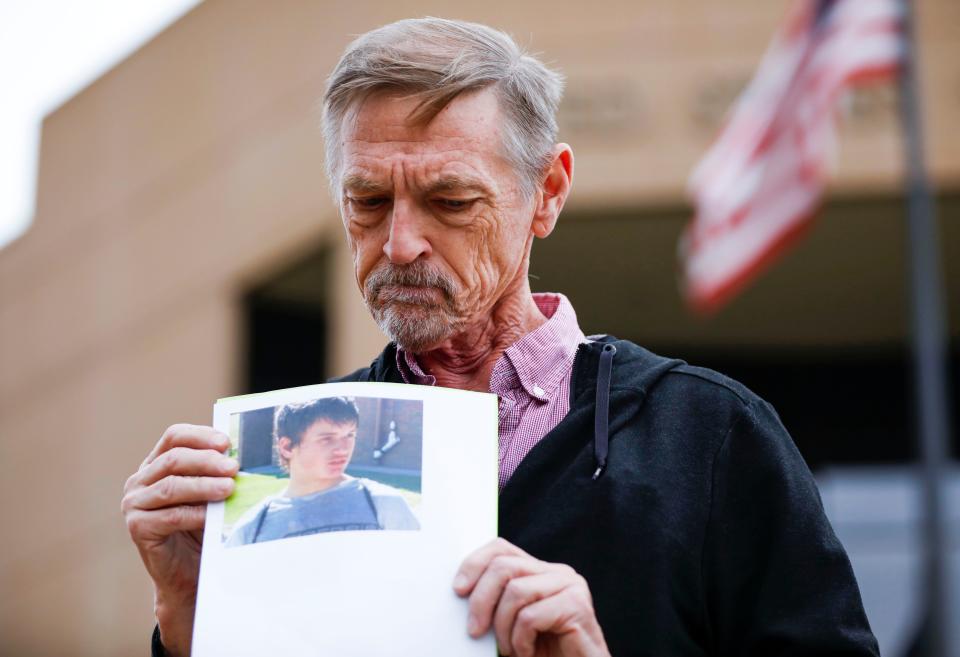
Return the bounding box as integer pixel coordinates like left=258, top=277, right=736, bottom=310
left=0, top=0, right=201, bottom=252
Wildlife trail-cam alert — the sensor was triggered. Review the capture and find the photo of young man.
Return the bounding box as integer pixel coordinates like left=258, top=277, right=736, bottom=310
left=226, top=396, right=420, bottom=546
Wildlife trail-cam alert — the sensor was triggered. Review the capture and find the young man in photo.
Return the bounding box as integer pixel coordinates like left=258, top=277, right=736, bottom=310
left=226, top=396, right=419, bottom=546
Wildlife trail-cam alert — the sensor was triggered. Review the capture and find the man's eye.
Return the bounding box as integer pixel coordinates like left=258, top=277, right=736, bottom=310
left=349, top=197, right=388, bottom=210
left=435, top=198, right=474, bottom=211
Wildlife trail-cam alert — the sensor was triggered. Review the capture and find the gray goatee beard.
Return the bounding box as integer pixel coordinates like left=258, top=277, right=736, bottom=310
left=363, top=261, right=462, bottom=352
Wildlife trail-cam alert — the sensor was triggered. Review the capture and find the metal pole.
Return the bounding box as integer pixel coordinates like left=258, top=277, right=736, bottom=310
left=896, top=2, right=953, bottom=655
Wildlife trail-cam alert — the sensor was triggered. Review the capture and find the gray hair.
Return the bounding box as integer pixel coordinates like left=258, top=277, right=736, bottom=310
left=321, top=17, right=564, bottom=198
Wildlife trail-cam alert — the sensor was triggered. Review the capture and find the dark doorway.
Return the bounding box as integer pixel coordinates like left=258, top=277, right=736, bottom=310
left=244, top=245, right=330, bottom=393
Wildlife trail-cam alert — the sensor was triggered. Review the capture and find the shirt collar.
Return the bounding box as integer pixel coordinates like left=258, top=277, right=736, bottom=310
left=397, top=346, right=436, bottom=386
left=395, top=292, right=586, bottom=401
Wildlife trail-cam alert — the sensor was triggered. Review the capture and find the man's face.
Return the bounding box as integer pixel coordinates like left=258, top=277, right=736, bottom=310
left=281, top=419, right=357, bottom=483
left=338, top=88, right=538, bottom=352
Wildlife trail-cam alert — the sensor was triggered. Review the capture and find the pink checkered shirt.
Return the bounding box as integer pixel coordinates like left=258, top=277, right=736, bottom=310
left=397, top=293, right=587, bottom=489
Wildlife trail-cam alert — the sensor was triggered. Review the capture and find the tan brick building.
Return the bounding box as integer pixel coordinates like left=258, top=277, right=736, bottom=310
left=0, top=1, right=957, bottom=654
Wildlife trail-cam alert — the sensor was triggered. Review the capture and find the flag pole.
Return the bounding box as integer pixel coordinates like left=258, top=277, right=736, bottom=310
left=896, top=2, right=953, bottom=655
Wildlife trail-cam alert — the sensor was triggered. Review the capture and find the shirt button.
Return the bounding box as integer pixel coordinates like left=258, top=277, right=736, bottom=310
left=532, top=385, right=546, bottom=398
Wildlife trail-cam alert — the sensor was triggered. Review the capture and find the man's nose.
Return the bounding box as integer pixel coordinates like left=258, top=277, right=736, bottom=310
left=383, top=201, right=431, bottom=264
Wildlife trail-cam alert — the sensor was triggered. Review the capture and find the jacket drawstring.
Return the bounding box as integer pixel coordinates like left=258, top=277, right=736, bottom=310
left=592, top=343, right=616, bottom=480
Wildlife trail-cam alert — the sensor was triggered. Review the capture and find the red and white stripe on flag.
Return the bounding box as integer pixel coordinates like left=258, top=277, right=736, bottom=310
left=681, top=0, right=903, bottom=314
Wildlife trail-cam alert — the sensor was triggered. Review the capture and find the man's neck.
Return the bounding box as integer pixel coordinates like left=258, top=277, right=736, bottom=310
left=285, top=475, right=346, bottom=498
left=415, top=284, right=546, bottom=392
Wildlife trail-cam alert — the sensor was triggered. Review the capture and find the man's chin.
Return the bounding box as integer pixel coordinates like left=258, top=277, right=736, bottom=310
left=389, top=327, right=452, bottom=353
left=370, top=304, right=457, bottom=353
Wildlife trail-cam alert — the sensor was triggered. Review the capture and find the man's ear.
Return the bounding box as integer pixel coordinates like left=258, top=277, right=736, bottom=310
left=531, top=143, right=574, bottom=239
left=277, top=436, right=295, bottom=460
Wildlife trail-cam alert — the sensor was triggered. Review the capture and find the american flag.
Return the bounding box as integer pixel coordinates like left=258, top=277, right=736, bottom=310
left=681, top=0, right=904, bottom=313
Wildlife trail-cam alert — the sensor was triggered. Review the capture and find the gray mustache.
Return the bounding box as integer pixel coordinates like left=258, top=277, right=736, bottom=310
left=365, top=262, right=456, bottom=303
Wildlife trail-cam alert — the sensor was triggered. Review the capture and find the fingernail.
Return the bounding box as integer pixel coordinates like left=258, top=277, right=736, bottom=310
left=221, top=458, right=237, bottom=472
left=467, top=614, right=479, bottom=635
left=453, top=574, right=468, bottom=591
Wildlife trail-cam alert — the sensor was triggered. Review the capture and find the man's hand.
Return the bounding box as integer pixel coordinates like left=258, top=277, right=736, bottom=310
left=121, top=424, right=238, bottom=657
left=453, top=538, right=610, bottom=657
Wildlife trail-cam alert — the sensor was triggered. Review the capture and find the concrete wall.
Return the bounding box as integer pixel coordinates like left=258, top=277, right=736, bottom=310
left=0, top=1, right=957, bottom=654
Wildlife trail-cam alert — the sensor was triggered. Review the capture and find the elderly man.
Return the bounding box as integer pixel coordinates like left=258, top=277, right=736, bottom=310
left=122, top=18, right=879, bottom=657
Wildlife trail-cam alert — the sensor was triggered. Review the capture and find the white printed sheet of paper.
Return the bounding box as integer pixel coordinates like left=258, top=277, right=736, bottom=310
left=193, top=381, right=498, bottom=657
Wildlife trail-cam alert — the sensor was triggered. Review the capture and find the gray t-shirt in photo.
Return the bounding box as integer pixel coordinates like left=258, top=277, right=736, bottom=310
left=225, top=477, right=420, bottom=546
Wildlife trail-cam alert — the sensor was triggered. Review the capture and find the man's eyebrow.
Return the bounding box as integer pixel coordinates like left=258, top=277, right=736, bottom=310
left=424, top=175, right=492, bottom=195
left=342, top=173, right=492, bottom=195
left=342, top=174, right=390, bottom=194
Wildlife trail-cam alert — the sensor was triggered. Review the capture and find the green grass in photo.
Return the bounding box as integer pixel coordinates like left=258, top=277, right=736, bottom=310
left=224, top=473, right=289, bottom=528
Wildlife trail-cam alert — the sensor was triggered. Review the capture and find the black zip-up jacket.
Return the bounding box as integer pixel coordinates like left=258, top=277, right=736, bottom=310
left=335, top=337, right=879, bottom=656
left=152, top=337, right=879, bottom=656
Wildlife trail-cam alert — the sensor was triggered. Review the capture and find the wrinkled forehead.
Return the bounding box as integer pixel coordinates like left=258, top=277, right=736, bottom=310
left=339, top=89, right=510, bottom=183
